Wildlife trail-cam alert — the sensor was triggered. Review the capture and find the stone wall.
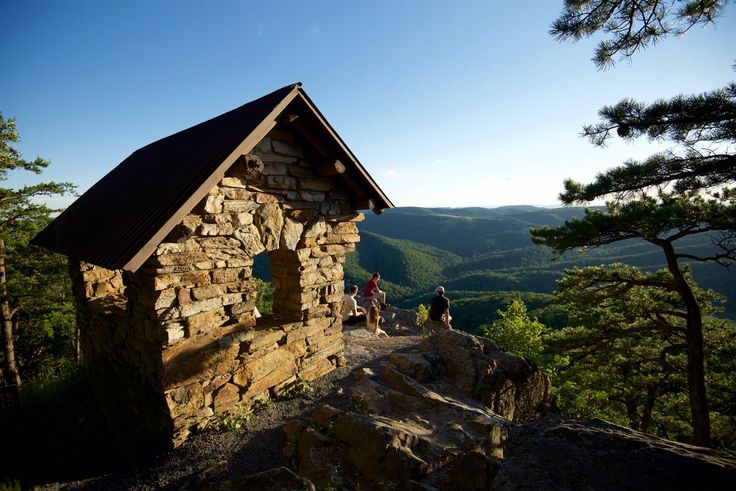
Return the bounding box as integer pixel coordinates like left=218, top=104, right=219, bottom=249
left=71, top=128, right=363, bottom=447
left=70, top=261, right=172, bottom=449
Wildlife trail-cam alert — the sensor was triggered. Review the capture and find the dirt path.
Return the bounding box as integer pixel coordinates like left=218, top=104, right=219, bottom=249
left=40, top=331, right=420, bottom=490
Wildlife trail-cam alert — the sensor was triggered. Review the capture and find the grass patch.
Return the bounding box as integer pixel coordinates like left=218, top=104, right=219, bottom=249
left=20, top=365, right=86, bottom=408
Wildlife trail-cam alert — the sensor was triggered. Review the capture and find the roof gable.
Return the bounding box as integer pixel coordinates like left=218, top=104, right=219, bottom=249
left=33, top=83, right=392, bottom=271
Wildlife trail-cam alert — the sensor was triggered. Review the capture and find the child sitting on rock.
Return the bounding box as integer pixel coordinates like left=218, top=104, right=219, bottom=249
left=366, top=300, right=389, bottom=338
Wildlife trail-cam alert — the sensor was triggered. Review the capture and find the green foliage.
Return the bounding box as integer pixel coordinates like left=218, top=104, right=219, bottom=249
left=19, top=366, right=84, bottom=408
left=703, top=317, right=736, bottom=448
left=0, top=114, right=76, bottom=201
left=417, top=304, right=434, bottom=340
left=481, top=299, right=547, bottom=364
left=255, top=396, right=274, bottom=409
left=1, top=113, right=76, bottom=386
left=549, top=314, right=736, bottom=449
left=0, top=480, right=22, bottom=491
left=8, top=233, right=77, bottom=384
left=253, top=277, right=274, bottom=315
left=279, top=380, right=314, bottom=399
left=415, top=304, right=429, bottom=326
left=546, top=264, right=736, bottom=448
left=206, top=408, right=252, bottom=432
left=531, top=193, right=736, bottom=261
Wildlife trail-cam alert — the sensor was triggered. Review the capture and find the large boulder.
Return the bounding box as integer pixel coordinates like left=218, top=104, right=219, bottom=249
left=418, top=329, right=553, bottom=422
left=495, top=416, right=736, bottom=490
left=282, top=329, right=553, bottom=489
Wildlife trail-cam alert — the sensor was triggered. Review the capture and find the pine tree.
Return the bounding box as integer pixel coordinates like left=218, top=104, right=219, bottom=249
left=547, top=265, right=723, bottom=438
left=534, top=0, right=735, bottom=447
left=0, top=113, right=75, bottom=386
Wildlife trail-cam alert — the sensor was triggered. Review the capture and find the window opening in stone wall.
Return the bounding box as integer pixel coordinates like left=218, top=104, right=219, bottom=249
left=252, top=251, right=274, bottom=318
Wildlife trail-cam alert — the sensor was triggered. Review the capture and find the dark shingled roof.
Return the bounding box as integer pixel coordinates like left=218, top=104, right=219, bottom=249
left=32, top=83, right=392, bottom=271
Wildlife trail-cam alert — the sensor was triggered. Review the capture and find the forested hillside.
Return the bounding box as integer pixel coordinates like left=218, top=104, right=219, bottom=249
left=344, top=207, right=736, bottom=333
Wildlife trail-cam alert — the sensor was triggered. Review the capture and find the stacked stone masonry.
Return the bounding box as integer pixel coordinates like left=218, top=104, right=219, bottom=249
left=71, top=129, right=363, bottom=448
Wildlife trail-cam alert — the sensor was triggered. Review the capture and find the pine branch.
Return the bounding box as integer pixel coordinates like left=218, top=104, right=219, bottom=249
left=560, top=154, right=736, bottom=203
left=550, top=0, right=725, bottom=68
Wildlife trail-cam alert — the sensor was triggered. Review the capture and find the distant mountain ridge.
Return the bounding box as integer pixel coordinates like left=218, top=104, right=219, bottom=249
left=344, top=206, right=735, bottom=332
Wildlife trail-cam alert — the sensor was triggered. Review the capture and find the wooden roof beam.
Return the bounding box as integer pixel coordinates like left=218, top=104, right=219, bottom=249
left=279, top=113, right=300, bottom=125
left=315, top=159, right=346, bottom=177
left=352, top=198, right=383, bottom=215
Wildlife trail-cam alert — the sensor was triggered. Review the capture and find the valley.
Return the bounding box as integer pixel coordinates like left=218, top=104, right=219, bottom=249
left=342, top=206, right=736, bottom=333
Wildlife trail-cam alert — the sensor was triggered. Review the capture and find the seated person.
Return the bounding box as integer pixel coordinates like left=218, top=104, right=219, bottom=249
left=342, top=285, right=367, bottom=325
left=428, top=286, right=452, bottom=330
left=367, top=300, right=388, bottom=338
left=363, top=272, right=387, bottom=308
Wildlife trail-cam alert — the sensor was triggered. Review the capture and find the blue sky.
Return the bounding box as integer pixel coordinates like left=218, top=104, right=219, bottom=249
left=2, top=0, right=734, bottom=208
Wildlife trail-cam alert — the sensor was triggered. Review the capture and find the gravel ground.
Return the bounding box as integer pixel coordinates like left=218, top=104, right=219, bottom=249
left=38, top=329, right=420, bottom=490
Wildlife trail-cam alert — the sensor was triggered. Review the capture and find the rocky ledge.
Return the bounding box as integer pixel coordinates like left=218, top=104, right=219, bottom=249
left=212, top=329, right=735, bottom=490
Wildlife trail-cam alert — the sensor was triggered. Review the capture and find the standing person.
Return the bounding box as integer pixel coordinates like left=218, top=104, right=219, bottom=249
left=363, top=272, right=387, bottom=308
left=342, top=285, right=367, bottom=325
left=428, top=286, right=452, bottom=330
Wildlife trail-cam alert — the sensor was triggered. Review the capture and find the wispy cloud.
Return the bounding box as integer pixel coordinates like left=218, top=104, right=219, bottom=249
left=433, top=159, right=442, bottom=164
left=310, top=26, right=321, bottom=34
left=385, top=169, right=401, bottom=178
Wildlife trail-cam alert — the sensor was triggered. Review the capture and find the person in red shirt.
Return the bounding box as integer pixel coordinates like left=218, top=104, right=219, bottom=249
left=363, top=272, right=387, bottom=308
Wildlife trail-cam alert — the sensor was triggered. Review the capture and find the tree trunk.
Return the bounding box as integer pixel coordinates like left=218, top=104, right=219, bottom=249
left=75, top=323, right=81, bottom=366
left=640, top=386, right=657, bottom=434
left=660, top=241, right=710, bottom=446
left=0, top=238, right=21, bottom=387
left=625, top=399, right=640, bottom=430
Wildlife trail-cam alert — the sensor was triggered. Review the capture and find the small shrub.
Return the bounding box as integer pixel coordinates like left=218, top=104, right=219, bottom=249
left=280, top=380, right=314, bottom=400
left=0, top=480, right=22, bottom=491
left=419, top=325, right=435, bottom=340
left=416, top=304, right=429, bottom=326
left=481, top=298, right=546, bottom=364
left=254, top=397, right=274, bottom=409
left=206, top=408, right=252, bottom=432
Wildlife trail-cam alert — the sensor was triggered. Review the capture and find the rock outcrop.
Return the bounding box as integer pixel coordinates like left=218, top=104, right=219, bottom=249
left=418, top=330, right=553, bottom=422
left=496, top=416, right=736, bottom=490
left=282, top=329, right=552, bottom=488
left=281, top=329, right=736, bottom=489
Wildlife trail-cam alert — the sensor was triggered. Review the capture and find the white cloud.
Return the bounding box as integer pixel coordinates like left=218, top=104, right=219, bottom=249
left=385, top=169, right=400, bottom=177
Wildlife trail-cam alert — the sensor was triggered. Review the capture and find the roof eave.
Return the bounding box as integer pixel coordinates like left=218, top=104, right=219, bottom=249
left=293, top=89, right=395, bottom=213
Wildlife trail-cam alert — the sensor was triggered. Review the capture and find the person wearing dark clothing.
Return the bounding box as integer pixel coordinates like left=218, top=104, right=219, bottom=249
left=428, top=286, right=452, bottom=329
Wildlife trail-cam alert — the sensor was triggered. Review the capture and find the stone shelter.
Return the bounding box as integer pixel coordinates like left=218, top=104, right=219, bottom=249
left=32, top=83, right=393, bottom=448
